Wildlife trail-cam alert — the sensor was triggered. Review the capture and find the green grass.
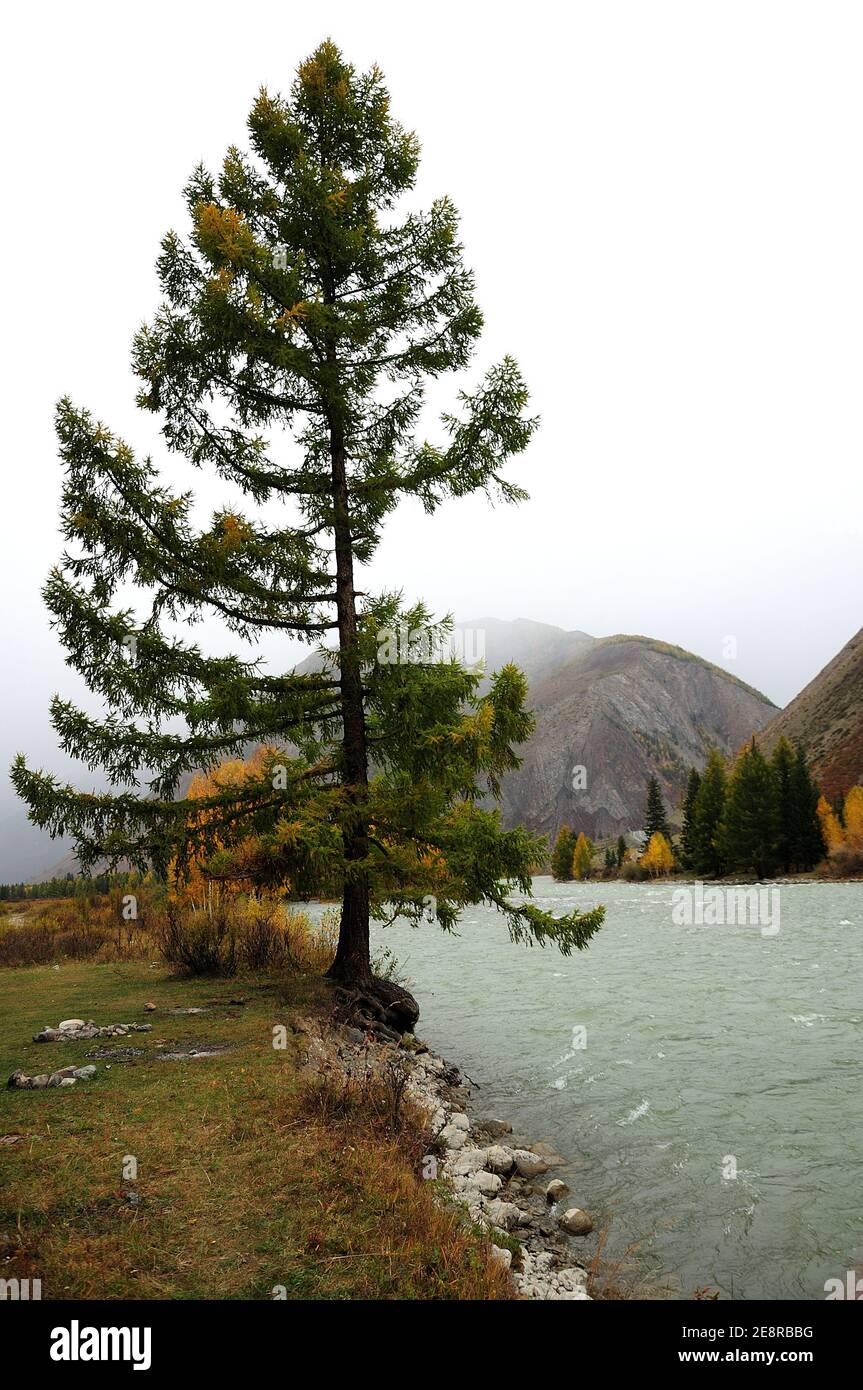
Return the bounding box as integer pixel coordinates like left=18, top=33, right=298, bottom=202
left=0, top=962, right=510, bottom=1300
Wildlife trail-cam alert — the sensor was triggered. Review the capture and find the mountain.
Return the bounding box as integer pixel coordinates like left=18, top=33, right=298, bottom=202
left=757, top=624, right=863, bottom=801
left=452, top=617, right=593, bottom=692
left=491, top=631, right=777, bottom=841
left=24, top=619, right=778, bottom=881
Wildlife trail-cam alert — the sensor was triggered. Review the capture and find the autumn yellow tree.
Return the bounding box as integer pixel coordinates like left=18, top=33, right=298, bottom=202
left=176, top=746, right=279, bottom=901
left=640, top=832, right=675, bottom=877
left=843, top=785, right=863, bottom=849
left=571, top=832, right=594, bottom=881
left=817, top=794, right=845, bottom=853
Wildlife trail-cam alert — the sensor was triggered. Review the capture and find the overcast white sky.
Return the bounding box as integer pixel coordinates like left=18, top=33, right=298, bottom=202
left=2, top=0, right=862, bottom=877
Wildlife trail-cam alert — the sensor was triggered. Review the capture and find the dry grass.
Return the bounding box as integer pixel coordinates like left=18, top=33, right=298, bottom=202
left=153, top=893, right=338, bottom=976
left=0, top=891, right=340, bottom=979
left=0, top=896, right=157, bottom=968
left=0, top=961, right=511, bottom=1300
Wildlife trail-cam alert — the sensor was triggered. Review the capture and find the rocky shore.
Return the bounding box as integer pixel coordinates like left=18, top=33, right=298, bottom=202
left=296, top=1014, right=594, bottom=1301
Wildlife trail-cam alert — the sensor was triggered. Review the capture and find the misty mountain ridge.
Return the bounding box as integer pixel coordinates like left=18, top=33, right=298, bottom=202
left=24, top=616, right=780, bottom=882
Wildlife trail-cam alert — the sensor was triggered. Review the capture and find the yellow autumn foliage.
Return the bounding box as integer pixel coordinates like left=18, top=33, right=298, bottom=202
left=571, top=831, right=593, bottom=881
left=817, top=794, right=845, bottom=853
left=172, top=746, right=278, bottom=902
left=640, top=832, right=675, bottom=877
left=843, top=785, right=863, bottom=849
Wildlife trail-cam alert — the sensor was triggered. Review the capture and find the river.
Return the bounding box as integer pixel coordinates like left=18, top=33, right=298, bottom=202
left=360, top=877, right=863, bottom=1300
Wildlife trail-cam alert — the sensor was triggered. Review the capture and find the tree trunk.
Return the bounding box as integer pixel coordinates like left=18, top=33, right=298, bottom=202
left=325, top=400, right=373, bottom=987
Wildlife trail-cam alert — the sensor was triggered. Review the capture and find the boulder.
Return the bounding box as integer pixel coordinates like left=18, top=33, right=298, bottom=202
left=450, top=1148, right=489, bottom=1176
left=546, top=1179, right=569, bottom=1202
left=512, top=1149, right=551, bottom=1178
left=559, top=1207, right=594, bottom=1236
left=469, top=1171, right=503, bottom=1197
left=439, top=1124, right=467, bottom=1150
left=479, top=1118, right=513, bottom=1139
left=490, top=1244, right=512, bottom=1270
left=486, top=1145, right=514, bottom=1174
left=484, top=1199, right=523, bottom=1231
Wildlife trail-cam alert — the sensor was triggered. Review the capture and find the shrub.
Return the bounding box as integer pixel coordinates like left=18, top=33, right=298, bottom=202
left=823, top=844, right=863, bottom=879
left=0, top=896, right=158, bottom=967
left=155, top=899, right=238, bottom=975
left=153, top=892, right=337, bottom=977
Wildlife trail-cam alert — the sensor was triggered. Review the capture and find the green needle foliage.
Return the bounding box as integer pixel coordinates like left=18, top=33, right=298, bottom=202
left=643, top=775, right=671, bottom=847
left=12, top=41, right=603, bottom=987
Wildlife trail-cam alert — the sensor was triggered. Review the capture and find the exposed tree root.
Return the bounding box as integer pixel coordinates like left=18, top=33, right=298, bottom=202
left=330, top=975, right=420, bottom=1039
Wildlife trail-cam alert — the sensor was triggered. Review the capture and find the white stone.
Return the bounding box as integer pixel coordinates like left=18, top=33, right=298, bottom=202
left=512, top=1148, right=551, bottom=1178
left=57, top=1019, right=86, bottom=1032
left=490, top=1244, right=512, bottom=1270
left=486, top=1144, right=514, bottom=1174
left=462, top=1170, right=502, bottom=1198
left=439, top=1124, right=466, bottom=1150
left=484, top=1199, right=522, bottom=1231
left=448, top=1111, right=470, bottom=1131
left=450, top=1148, right=489, bottom=1176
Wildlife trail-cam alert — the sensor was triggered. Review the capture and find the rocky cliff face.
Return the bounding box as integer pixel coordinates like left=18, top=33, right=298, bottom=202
left=300, top=617, right=778, bottom=840
left=488, top=631, right=777, bottom=840
left=757, top=625, right=863, bottom=801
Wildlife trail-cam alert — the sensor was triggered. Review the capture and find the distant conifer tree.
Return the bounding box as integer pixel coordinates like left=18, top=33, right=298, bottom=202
left=692, top=748, right=728, bottom=877
left=643, top=775, right=671, bottom=846
left=680, top=767, right=701, bottom=868
left=551, top=825, right=577, bottom=880
left=719, top=739, right=779, bottom=878
left=786, top=742, right=826, bottom=870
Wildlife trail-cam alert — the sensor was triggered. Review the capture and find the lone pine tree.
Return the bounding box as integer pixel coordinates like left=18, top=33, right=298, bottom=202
left=551, top=825, right=576, bottom=881
left=643, top=775, right=671, bottom=847
left=12, top=43, right=602, bottom=1014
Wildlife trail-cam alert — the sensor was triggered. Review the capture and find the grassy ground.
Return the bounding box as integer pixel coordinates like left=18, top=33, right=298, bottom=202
left=0, top=960, right=510, bottom=1300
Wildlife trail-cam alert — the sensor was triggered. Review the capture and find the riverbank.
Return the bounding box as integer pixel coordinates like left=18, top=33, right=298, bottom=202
left=294, top=1010, right=595, bottom=1299
left=0, top=961, right=517, bottom=1300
